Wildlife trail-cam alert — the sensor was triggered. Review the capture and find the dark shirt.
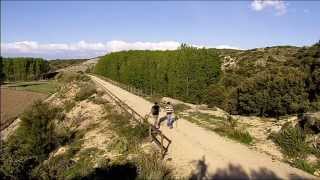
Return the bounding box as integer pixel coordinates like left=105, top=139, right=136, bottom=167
left=151, top=105, right=160, bottom=115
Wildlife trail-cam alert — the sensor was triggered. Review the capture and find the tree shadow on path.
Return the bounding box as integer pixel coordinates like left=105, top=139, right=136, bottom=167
left=79, top=162, right=137, bottom=180
left=189, top=156, right=312, bottom=180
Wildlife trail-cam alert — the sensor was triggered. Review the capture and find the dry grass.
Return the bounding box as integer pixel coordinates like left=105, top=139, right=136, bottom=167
left=0, top=88, right=47, bottom=130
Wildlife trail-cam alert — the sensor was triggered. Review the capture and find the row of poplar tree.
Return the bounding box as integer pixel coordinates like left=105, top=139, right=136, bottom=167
left=94, top=45, right=221, bottom=104
left=1, top=57, right=50, bottom=81
left=95, top=43, right=320, bottom=117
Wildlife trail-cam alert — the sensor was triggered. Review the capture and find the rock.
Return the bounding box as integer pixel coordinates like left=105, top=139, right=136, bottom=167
left=161, top=97, right=185, bottom=105
left=53, top=147, right=67, bottom=157
left=196, top=104, right=208, bottom=110
left=127, top=154, right=138, bottom=161
left=268, top=126, right=282, bottom=134
left=297, top=113, right=320, bottom=134
left=161, top=97, right=195, bottom=109
left=314, top=169, right=320, bottom=177
left=306, top=154, right=318, bottom=164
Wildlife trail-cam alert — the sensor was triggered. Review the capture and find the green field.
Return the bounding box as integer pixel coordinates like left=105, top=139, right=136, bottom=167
left=4, top=80, right=59, bottom=95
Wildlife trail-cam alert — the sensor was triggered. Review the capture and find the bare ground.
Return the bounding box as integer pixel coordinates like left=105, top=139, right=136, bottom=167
left=0, top=88, right=47, bottom=131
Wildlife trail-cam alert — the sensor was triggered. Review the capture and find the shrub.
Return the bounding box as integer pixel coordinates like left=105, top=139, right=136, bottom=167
left=134, top=151, right=173, bottom=180
left=272, top=126, right=309, bottom=158
left=0, top=101, right=65, bottom=179
left=215, top=126, right=253, bottom=145
left=92, top=96, right=109, bottom=105
left=107, top=112, right=149, bottom=146
left=235, top=67, right=309, bottom=117
left=64, top=100, right=76, bottom=112
left=214, top=116, right=253, bottom=145
left=206, top=84, right=227, bottom=108
left=56, top=72, right=90, bottom=84
left=75, top=83, right=97, bottom=101
left=291, top=159, right=316, bottom=174
left=174, top=103, right=191, bottom=113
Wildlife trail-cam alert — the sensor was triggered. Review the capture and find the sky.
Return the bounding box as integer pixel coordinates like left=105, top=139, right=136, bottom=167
left=1, top=0, right=320, bottom=59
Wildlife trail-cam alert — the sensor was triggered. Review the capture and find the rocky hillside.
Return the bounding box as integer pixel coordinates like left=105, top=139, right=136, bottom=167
left=207, top=42, right=320, bottom=117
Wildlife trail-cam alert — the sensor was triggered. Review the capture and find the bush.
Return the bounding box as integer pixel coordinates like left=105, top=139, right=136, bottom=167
left=214, top=116, right=253, bottom=145
left=107, top=112, right=149, bottom=146
left=64, top=100, right=76, bottom=112
left=215, top=126, right=253, bottom=145
left=0, top=101, right=65, bottom=179
left=56, top=72, right=90, bottom=84
left=272, top=126, right=309, bottom=158
left=235, top=67, right=309, bottom=117
left=206, top=84, right=227, bottom=108
left=75, top=83, right=97, bottom=101
left=174, top=103, right=190, bottom=113
left=92, top=96, right=109, bottom=105
left=134, top=151, right=173, bottom=180
left=291, top=159, right=316, bottom=174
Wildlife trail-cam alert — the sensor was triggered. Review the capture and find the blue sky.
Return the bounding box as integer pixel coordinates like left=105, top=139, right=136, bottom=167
left=1, top=1, right=320, bottom=59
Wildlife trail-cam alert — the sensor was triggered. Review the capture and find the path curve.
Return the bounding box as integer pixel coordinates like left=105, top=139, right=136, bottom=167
left=90, top=75, right=316, bottom=179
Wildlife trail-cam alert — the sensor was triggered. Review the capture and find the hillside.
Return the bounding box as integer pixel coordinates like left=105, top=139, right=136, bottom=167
left=215, top=43, right=320, bottom=117
left=1, top=61, right=319, bottom=179
left=95, top=42, right=320, bottom=117
left=0, top=72, right=171, bottom=179
left=48, top=59, right=88, bottom=71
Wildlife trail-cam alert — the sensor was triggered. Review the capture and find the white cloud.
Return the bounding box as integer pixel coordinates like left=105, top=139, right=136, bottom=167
left=214, top=45, right=242, bottom=50
left=105, top=40, right=180, bottom=52
left=1, top=40, right=241, bottom=59
left=251, top=0, right=287, bottom=15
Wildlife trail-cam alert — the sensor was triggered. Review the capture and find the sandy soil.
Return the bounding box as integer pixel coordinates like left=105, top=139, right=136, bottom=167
left=58, top=58, right=98, bottom=72
left=90, top=75, right=316, bottom=179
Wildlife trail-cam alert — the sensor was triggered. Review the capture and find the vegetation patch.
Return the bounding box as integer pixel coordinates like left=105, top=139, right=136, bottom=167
left=74, top=82, right=97, bottom=101
left=134, top=150, right=173, bottom=180
left=174, top=103, right=191, bottom=113
left=183, top=113, right=253, bottom=145
left=102, top=103, right=173, bottom=179
left=215, top=126, right=253, bottom=145
left=0, top=88, right=47, bottom=130
left=9, top=80, right=59, bottom=94
left=49, top=59, right=87, bottom=71
left=271, top=126, right=309, bottom=159
left=291, top=159, right=318, bottom=174
left=0, top=101, right=68, bottom=179
left=94, top=42, right=320, bottom=118
left=64, top=100, right=76, bottom=112
left=271, top=125, right=320, bottom=174
left=106, top=112, right=149, bottom=148
left=2, top=57, right=50, bottom=81
left=95, top=45, right=221, bottom=104
left=56, top=71, right=90, bottom=84
left=91, top=96, right=109, bottom=105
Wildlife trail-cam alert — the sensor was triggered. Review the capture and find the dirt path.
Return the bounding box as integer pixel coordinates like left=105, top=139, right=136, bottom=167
left=90, top=75, right=316, bottom=179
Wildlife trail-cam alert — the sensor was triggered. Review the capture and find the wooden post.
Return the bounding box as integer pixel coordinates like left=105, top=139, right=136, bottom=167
left=149, top=125, right=152, bottom=141
left=130, top=109, right=134, bottom=121
left=161, top=135, right=164, bottom=155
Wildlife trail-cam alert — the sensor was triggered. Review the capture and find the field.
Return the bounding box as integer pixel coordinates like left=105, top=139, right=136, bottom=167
left=4, top=81, right=59, bottom=94
left=1, top=81, right=58, bottom=131
left=1, top=88, right=47, bottom=130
